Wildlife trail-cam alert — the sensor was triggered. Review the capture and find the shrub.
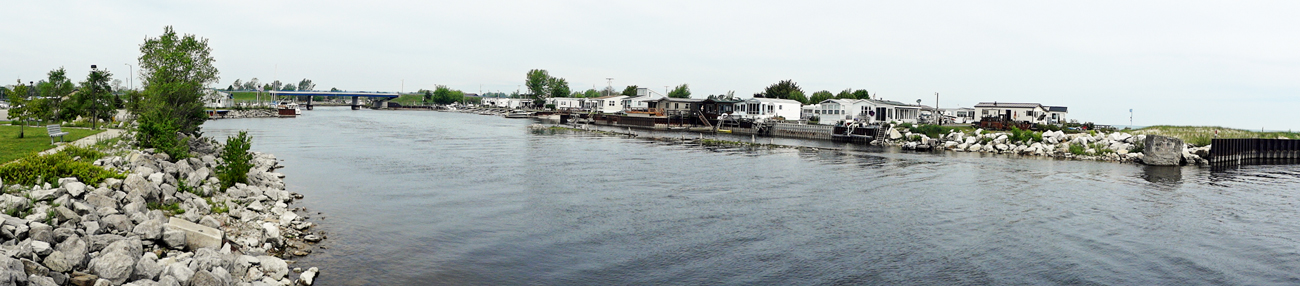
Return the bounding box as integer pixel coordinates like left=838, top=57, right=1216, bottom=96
left=215, top=131, right=254, bottom=191
left=898, top=122, right=914, bottom=129
left=207, top=198, right=229, bottom=214
left=59, top=145, right=108, bottom=162
left=910, top=124, right=951, bottom=139
left=147, top=202, right=185, bottom=215
left=1009, top=126, right=1038, bottom=143
left=137, top=108, right=190, bottom=161
left=0, top=151, right=125, bottom=186
left=1068, top=143, right=1087, bottom=155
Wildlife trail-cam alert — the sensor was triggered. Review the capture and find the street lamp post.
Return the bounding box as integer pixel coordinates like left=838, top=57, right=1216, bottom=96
left=123, top=63, right=133, bottom=90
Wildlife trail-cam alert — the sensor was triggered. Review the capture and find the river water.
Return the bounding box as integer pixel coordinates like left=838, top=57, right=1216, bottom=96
left=202, top=107, right=1300, bottom=285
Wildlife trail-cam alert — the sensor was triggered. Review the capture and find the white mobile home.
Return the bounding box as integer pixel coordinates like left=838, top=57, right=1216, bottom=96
left=547, top=97, right=585, bottom=110
left=483, top=97, right=527, bottom=109
left=737, top=98, right=802, bottom=120
left=974, top=102, right=1049, bottom=124
left=586, top=95, right=628, bottom=113
left=1046, top=106, right=1068, bottom=124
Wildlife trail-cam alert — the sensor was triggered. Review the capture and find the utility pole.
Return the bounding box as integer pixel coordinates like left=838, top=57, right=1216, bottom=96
left=935, top=92, right=940, bottom=125
left=606, top=78, right=613, bottom=96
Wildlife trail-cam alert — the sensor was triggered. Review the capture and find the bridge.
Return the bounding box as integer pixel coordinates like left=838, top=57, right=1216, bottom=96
left=269, top=91, right=400, bottom=110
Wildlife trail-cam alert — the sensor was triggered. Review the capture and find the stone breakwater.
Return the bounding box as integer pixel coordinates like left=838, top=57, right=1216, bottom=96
left=876, top=128, right=1212, bottom=165
left=212, top=109, right=278, bottom=120
left=0, top=142, right=323, bottom=285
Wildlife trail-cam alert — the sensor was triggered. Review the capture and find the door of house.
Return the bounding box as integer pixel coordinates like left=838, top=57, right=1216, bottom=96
left=876, top=107, right=887, bottom=121
left=1003, top=110, right=1012, bottom=121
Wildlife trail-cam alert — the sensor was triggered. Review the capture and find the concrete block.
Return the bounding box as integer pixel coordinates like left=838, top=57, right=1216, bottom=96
left=165, top=217, right=223, bottom=251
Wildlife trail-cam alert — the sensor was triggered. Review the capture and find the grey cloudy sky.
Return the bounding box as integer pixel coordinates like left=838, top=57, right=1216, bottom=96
left=4, top=1, right=1299, bottom=130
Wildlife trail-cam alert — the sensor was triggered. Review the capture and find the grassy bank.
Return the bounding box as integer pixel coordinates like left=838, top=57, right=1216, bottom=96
left=1131, top=126, right=1300, bottom=146
left=1, top=125, right=106, bottom=163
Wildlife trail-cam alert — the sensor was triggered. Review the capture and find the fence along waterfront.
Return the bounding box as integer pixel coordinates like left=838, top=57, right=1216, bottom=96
left=1209, top=138, right=1300, bottom=169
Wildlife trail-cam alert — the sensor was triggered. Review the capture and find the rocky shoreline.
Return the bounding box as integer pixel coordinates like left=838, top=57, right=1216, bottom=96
left=0, top=136, right=324, bottom=285
left=874, top=127, right=1211, bottom=165
left=209, top=110, right=278, bottom=120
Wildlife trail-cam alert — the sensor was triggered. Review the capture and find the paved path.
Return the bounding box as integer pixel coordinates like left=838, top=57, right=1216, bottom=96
left=39, top=128, right=126, bottom=155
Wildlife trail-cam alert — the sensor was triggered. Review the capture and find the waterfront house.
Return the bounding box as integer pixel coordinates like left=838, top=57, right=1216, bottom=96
left=547, top=97, right=585, bottom=110
left=622, top=93, right=666, bottom=113
left=483, top=97, right=527, bottom=109
left=654, top=97, right=706, bottom=117
left=801, top=103, right=820, bottom=120
left=974, top=102, right=1050, bottom=124
left=737, top=98, right=802, bottom=121
left=203, top=89, right=232, bottom=108
left=585, top=95, right=628, bottom=113
left=940, top=107, right=977, bottom=124
left=810, top=98, right=920, bottom=124
left=1046, top=106, right=1068, bottom=124
left=702, top=98, right=744, bottom=120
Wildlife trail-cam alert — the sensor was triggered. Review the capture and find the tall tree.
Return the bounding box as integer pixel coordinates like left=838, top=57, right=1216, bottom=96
left=6, top=80, right=33, bottom=138
left=809, top=90, right=834, bottom=104
left=852, top=89, right=871, bottom=99
left=667, top=84, right=691, bottom=98
left=136, top=26, right=219, bottom=159
left=835, top=89, right=854, bottom=99
left=548, top=77, right=570, bottom=99
left=431, top=85, right=463, bottom=105
left=761, top=80, right=803, bottom=102
left=40, top=68, right=76, bottom=122
left=525, top=69, right=550, bottom=100
left=269, top=80, right=283, bottom=91
left=244, top=78, right=259, bottom=90
left=297, top=78, right=314, bottom=91
left=621, top=85, right=639, bottom=97
left=281, top=84, right=295, bottom=91
left=583, top=89, right=600, bottom=98
left=788, top=90, right=808, bottom=104
left=74, top=67, right=114, bottom=129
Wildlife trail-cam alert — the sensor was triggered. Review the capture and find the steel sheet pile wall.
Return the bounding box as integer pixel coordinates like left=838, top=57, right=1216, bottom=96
left=772, top=123, right=834, bottom=140
left=1209, top=138, right=1300, bottom=169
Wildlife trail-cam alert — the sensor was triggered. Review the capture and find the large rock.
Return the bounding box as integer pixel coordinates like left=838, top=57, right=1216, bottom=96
left=189, top=270, right=223, bottom=286
left=1142, top=135, right=1185, bottom=166
left=101, top=215, right=134, bottom=234
left=162, top=229, right=187, bottom=250
left=165, top=217, right=223, bottom=250
left=89, top=252, right=136, bottom=284
left=256, top=256, right=288, bottom=280
left=163, top=263, right=195, bottom=284
left=0, top=257, right=28, bottom=285
left=132, top=254, right=163, bottom=281
left=132, top=219, right=165, bottom=240
left=298, top=267, right=318, bottom=286
left=64, top=182, right=87, bottom=198
left=888, top=128, right=903, bottom=140
left=122, top=174, right=158, bottom=201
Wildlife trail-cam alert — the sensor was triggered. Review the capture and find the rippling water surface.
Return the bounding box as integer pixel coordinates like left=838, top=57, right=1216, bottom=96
left=202, top=107, right=1300, bottom=285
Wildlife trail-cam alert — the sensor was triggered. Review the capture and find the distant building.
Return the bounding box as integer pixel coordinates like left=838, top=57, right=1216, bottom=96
left=203, top=89, right=232, bottom=108
left=1046, top=106, right=1068, bottom=124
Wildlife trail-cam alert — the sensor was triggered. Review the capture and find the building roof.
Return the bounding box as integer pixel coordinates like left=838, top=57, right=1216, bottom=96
left=658, top=97, right=705, bottom=102
left=592, top=95, right=627, bottom=100
left=747, top=97, right=801, bottom=104
left=974, top=102, right=1044, bottom=109
left=1047, top=106, right=1068, bottom=112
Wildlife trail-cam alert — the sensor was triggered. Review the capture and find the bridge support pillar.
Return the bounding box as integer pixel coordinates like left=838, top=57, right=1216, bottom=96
left=306, top=96, right=314, bottom=110
left=351, top=96, right=360, bottom=110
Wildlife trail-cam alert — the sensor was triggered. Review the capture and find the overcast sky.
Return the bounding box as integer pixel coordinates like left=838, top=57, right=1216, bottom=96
left=3, top=1, right=1298, bottom=130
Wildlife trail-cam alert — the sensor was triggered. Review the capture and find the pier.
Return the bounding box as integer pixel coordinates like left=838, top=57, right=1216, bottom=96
left=1209, top=138, right=1300, bottom=169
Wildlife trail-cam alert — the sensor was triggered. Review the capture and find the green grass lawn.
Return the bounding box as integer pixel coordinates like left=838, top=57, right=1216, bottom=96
left=0, top=125, right=106, bottom=163
left=1131, top=125, right=1300, bottom=146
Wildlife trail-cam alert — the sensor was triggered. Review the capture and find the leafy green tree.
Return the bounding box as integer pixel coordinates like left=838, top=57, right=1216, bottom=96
left=621, top=85, right=639, bottom=96
left=788, top=90, right=808, bottom=104
left=330, top=87, right=340, bottom=92
left=570, top=91, right=583, bottom=98
left=583, top=89, right=600, bottom=98
left=667, top=84, right=691, bottom=98
left=40, top=68, right=76, bottom=122
left=281, top=84, right=295, bottom=91
left=852, top=89, right=871, bottom=99
left=73, top=67, right=115, bottom=129
left=216, top=130, right=254, bottom=190
left=525, top=69, right=550, bottom=100
left=297, top=78, right=314, bottom=91
left=548, top=77, right=570, bottom=99
left=6, top=81, right=34, bottom=138
left=269, top=80, right=282, bottom=91
left=760, top=80, right=803, bottom=102
left=431, top=85, right=463, bottom=105
left=835, top=89, right=854, bottom=99
left=136, top=26, right=220, bottom=159
left=809, top=90, right=834, bottom=104
left=244, top=78, right=259, bottom=90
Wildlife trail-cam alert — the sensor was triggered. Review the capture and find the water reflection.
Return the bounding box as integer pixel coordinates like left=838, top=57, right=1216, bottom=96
left=1140, top=165, right=1184, bottom=187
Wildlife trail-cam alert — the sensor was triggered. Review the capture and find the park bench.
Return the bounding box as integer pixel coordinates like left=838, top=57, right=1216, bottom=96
left=46, top=124, right=69, bottom=144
